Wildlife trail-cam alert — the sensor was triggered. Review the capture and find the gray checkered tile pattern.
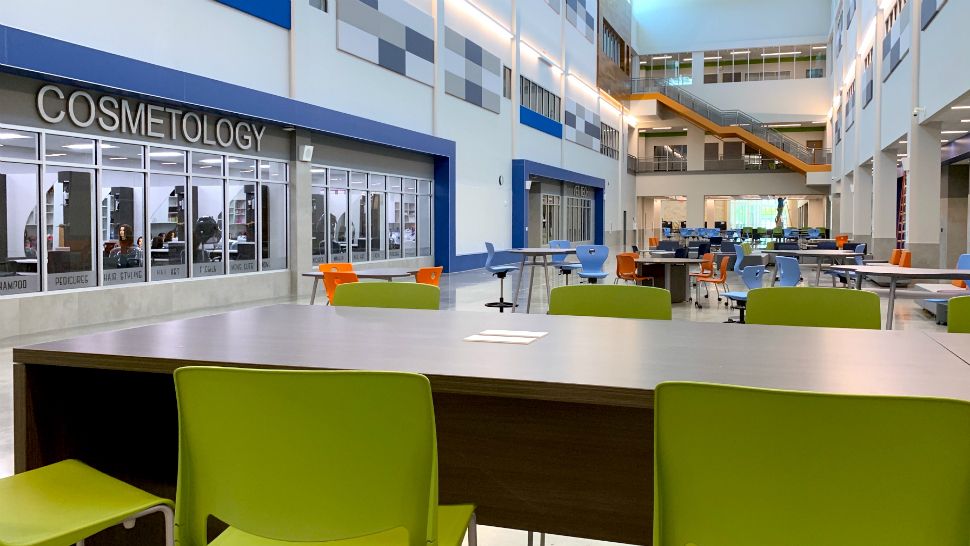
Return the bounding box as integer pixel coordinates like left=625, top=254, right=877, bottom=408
left=546, top=0, right=561, bottom=14
left=882, top=1, right=911, bottom=80
left=443, top=26, right=502, bottom=114
left=336, top=0, right=435, bottom=86
left=564, top=98, right=600, bottom=150
left=565, top=0, right=595, bottom=42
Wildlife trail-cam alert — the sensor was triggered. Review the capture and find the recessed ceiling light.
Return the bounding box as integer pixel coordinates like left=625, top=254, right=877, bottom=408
left=149, top=151, right=183, bottom=158
left=311, top=168, right=326, bottom=173
left=730, top=51, right=750, bottom=55
left=952, top=106, right=970, bottom=110
left=812, top=46, right=827, bottom=50
left=160, top=162, right=177, bottom=165
left=107, top=157, right=129, bottom=160
left=942, top=130, right=966, bottom=134
left=0, top=132, right=30, bottom=140
left=653, top=127, right=673, bottom=130
left=704, top=56, right=722, bottom=60
left=199, top=158, right=222, bottom=164
left=899, top=140, right=908, bottom=144
left=963, top=119, right=970, bottom=123
left=762, top=51, right=801, bottom=56
left=62, top=143, right=95, bottom=150
left=768, top=123, right=801, bottom=128
left=46, top=153, right=67, bottom=157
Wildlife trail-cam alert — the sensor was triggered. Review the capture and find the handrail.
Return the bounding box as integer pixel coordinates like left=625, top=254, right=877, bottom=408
left=630, top=77, right=831, bottom=166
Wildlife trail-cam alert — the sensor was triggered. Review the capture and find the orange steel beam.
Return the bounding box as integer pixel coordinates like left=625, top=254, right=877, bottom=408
left=629, top=92, right=832, bottom=174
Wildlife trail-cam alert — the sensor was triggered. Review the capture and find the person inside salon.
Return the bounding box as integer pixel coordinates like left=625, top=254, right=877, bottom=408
left=107, top=224, right=143, bottom=268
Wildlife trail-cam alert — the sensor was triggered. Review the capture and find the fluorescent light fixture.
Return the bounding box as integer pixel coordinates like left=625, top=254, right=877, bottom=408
left=812, top=121, right=827, bottom=124
left=767, top=123, right=801, bottom=128
left=260, top=164, right=270, bottom=169
left=0, top=132, right=30, bottom=140
left=704, top=56, right=722, bottom=60
left=311, top=168, right=326, bottom=173
left=812, top=45, right=827, bottom=50
left=899, top=140, right=908, bottom=144
left=107, top=157, right=129, bottom=160
left=149, top=151, right=183, bottom=158
left=639, top=61, right=647, bottom=65
left=730, top=50, right=750, bottom=55
left=942, top=140, right=950, bottom=143
left=0, top=144, right=4, bottom=147
left=199, top=158, right=222, bottom=164
left=199, top=165, right=213, bottom=169
left=45, top=153, right=67, bottom=157
left=951, top=105, right=970, bottom=110
left=241, top=169, right=255, bottom=174
left=461, top=0, right=512, bottom=39
left=897, top=153, right=907, bottom=157
left=652, top=55, right=672, bottom=60
left=942, top=130, right=966, bottom=134
left=226, top=158, right=243, bottom=164
left=962, top=119, right=970, bottom=123
left=160, top=162, right=177, bottom=166
left=62, top=143, right=94, bottom=150
left=762, top=51, right=802, bottom=56
left=653, top=127, right=673, bottom=130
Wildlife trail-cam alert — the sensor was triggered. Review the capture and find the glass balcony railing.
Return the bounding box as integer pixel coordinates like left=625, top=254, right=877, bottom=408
left=630, top=77, right=832, bottom=166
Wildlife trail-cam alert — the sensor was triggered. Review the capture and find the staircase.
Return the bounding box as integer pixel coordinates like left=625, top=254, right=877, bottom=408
left=629, top=78, right=832, bottom=174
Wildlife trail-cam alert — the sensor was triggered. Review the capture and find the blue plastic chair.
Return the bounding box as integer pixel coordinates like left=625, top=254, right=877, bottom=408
left=822, top=243, right=865, bottom=287
left=783, top=228, right=798, bottom=239
left=721, top=264, right=766, bottom=323
left=816, top=240, right=837, bottom=250
left=550, top=239, right=582, bottom=284
left=733, top=244, right=747, bottom=276
left=807, top=228, right=821, bottom=239
left=775, top=255, right=801, bottom=287
left=484, top=242, right=518, bottom=312
left=575, top=244, right=609, bottom=283
left=663, top=227, right=672, bottom=238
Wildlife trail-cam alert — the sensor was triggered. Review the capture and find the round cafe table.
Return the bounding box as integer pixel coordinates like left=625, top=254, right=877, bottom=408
left=509, top=247, right=576, bottom=313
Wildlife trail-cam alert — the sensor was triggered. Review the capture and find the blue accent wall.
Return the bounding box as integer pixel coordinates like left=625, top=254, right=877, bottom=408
left=0, top=24, right=468, bottom=271
left=215, top=0, right=292, bottom=29
left=519, top=106, right=563, bottom=139
left=511, top=160, right=605, bottom=248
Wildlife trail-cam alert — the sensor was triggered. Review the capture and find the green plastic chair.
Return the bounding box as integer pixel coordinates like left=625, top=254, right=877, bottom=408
left=0, top=459, right=173, bottom=546
left=548, top=285, right=672, bottom=320
left=947, top=295, right=970, bottom=333
left=745, top=287, right=881, bottom=329
left=654, top=381, right=970, bottom=546
left=332, top=282, right=440, bottom=310
left=174, top=367, right=475, bottom=546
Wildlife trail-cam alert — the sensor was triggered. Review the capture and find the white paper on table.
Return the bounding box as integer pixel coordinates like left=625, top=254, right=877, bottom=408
left=463, top=334, right=537, bottom=345
left=479, top=330, right=549, bottom=338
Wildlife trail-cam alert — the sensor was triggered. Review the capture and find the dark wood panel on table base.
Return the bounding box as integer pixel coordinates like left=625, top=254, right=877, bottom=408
left=15, top=364, right=654, bottom=545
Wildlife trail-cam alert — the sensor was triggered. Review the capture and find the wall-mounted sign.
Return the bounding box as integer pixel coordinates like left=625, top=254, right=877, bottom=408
left=572, top=185, right=591, bottom=199
left=36, top=84, right=267, bottom=152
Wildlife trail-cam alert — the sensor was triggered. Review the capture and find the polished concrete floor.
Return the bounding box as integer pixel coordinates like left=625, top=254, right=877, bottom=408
left=0, top=255, right=947, bottom=545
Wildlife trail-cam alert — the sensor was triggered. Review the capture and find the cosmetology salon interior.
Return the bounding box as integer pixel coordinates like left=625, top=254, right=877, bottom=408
left=1, top=1, right=969, bottom=546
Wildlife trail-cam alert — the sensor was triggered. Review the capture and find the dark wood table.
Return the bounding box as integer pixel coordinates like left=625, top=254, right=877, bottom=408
left=13, top=305, right=970, bottom=545
left=635, top=257, right=705, bottom=303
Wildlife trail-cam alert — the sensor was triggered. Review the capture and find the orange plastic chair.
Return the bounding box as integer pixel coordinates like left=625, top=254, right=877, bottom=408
left=696, top=255, right=731, bottom=304
left=648, top=237, right=660, bottom=249
left=415, top=266, right=443, bottom=286
left=888, top=248, right=901, bottom=265
left=689, top=252, right=714, bottom=281
left=322, top=271, right=359, bottom=304
left=319, top=262, right=353, bottom=274
left=615, top=252, right=653, bottom=285
left=835, top=235, right=849, bottom=249
left=899, top=249, right=912, bottom=268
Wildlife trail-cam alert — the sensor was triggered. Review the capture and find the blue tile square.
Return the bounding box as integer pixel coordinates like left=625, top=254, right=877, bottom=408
left=465, top=80, right=483, bottom=106
left=465, top=39, right=482, bottom=66
left=564, top=110, right=576, bottom=128
left=406, top=27, right=435, bottom=62
left=379, top=39, right=407, bottom=75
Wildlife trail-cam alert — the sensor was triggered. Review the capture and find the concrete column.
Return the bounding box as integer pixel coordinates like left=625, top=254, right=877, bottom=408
left=941, top=165, right=970, bottom=267
left=831, top=193, right=841, bottom=234
left=852, top=164, right=873, bottom=246
left=871, top=150, right=898, bottom=259
left=839, top=175, right=854, bottom=237
left=906, top=122, right=942, bottom=267
left=686, top=191, right=705, bottom=228
left=686, top=125, right=705, bottom=171
left=692, top=51, right=705, bottom=86
left=290, top=130, right=313, bottom=296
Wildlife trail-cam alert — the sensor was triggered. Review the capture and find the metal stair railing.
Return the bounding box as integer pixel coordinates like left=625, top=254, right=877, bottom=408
left=630, top=77, right=831, bottom=166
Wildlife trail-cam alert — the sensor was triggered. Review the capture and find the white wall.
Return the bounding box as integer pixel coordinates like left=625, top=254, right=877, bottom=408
left=676, top=78, right=831, bottom=121
left=918, top=0, right=970, bottom=119
left=880, top=55, right=912, bottom=150
left=633, top=0, right=829, bottom=53
left=0, top=0, right=290, bottom=97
